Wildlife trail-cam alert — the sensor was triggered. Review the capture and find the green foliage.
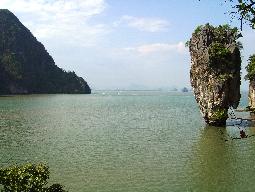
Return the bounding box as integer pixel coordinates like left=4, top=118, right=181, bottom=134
left=211, top=108, right=228, bottom=121
left=213, top=24, right=241, bottom=44
left=0, top=163, right=67, bottom=192
left=218, top=73, right=234, bottom=81
left=208, top=42, right=232, bottom=70
left=191, top=23, right=241, bottom=46
left=194, top=25, right=203, bottom=34
left=236, top=41, right=244, bottom=50
left=209, top=43, right=231, bottom=60
left=215, top=24, right=238, bottom=40
left=1, top=53, right=22, bottom=80
left=190, top=24, right=241, bottom=73
left=47, top=184, right=66, bottom=192
left=234, top=0, right=255, bottom=29
left=199, top=0, right=255, bottom=29
left=245, top=54, right=255, bottom=80
left=185, top=40, right=190, bottom=47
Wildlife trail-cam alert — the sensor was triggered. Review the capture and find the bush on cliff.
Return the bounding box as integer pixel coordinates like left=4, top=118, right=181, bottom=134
left=245, top=54, right=255, bottom=81
left=208, top=42, right=232, bottom=70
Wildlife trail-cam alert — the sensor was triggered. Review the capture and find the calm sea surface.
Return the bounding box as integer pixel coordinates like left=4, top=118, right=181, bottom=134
left=1, top=91, right=255, bottom=192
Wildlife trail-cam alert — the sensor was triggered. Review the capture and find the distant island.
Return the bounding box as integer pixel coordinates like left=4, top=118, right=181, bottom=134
left=181, top=87, right=189, bottom=92
left=0, top=9, right=91, bottom=94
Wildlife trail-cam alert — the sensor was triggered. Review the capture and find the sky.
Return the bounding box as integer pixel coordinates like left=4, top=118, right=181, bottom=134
left=0, top=0, right=254, bottom=90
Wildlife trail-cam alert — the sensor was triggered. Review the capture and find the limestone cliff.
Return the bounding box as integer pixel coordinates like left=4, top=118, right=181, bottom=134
left=245, top=55, right=255, bottom=110
left=0, top=9, right=91, bottom=94
left=248, top=81, right=255, bottom=109
left=188, top=24, right=241, bottom=126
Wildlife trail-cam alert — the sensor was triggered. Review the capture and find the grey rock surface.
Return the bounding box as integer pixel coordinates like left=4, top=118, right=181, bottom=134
left=189, top=24, right=241, bottom=126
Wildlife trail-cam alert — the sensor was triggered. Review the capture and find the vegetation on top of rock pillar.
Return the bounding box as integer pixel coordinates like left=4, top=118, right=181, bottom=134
left=187, top=24, right=242, bottom=49
left=190, top=24, right=242, bottom=75
left=210, top=24, right=241, bottom=44
left=245, top=54, right=255, bottom=80
left=194, top=25, right=204, bottom=34
left=208, top=42, right=232, bottom=69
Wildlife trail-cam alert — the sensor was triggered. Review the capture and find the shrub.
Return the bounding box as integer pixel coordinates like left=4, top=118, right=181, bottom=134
left=0, top=163, right=67, bottom=192
left=208, top=42, right=233, bottom=71
left=211, top=108, right=228, bottom=121
left=245, top=54, right=255, bottom=81
left=194, top=25, right=203, bottom=34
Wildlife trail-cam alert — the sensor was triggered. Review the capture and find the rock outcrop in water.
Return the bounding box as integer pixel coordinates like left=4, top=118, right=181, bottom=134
left=0, top=9, right=91, bottom=94
left=245, top=54, right=255, bottom=110
left=248, top=81, right=255, bottom=109
left=188, top=24, right=241, bottom=126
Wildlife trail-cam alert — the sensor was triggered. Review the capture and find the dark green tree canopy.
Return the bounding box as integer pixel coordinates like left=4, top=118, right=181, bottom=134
left=0, top=163, right=67, bottom=192
left=199, top=0, right=255, bottom=29
left=229, top=0, right=255, bottom=29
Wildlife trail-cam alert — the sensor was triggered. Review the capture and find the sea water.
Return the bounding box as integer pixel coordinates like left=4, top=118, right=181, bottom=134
left=1, top=91, right=255, bottom=192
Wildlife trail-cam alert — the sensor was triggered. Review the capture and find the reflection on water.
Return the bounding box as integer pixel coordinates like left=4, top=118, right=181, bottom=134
left=190, top=125, right=255, bottom=192
left=190, top=126, right=235, bottom=191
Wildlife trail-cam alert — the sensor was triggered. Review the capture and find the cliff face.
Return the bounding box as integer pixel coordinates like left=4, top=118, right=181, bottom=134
left=189, top=24, right=241, bottom=126
left=248, top=81, right=255, bottom=109
left=245, top=55, right=255, bottom=110
left=0, top=9, right=91, bottom=94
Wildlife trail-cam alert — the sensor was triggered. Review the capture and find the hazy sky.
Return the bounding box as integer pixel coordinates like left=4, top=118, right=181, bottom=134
left=0, top=0, right=254, bottom=90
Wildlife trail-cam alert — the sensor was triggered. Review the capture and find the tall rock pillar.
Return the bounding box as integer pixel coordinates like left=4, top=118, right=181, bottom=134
left=245, top=55, right=255, bottom=110
left=189, top=24, right=241, bottom=126
left=248, top=81, right=255, bottom=109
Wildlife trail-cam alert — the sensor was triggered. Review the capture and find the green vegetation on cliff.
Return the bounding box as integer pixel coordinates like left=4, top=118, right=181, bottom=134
left=0, top=9, right=91, bottom=94
left=208, top=42, right=232, bottom=69
left=210, top=108, right=228, bottom=123
left=195, top=24, right=241, bottom=79
left=245, top=54, right=255, bottom=80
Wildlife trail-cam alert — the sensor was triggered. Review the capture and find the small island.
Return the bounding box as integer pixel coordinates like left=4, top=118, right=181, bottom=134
left=181, top=87, right=189, bottom=92
left=188, top=24, right=241, bottom=126
left=0, top=9, right=91, bottom=94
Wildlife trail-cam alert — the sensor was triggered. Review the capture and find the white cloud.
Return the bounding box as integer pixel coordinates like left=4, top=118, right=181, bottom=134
left=0, top=0, right=108, bottom=46
left=116, top=15, right=169, bottom=32
left=124, top=42, right=187, bottom=55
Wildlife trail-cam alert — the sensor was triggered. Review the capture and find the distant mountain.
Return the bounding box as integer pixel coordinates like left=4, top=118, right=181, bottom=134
left=0, top=9, right=91, bottom=94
